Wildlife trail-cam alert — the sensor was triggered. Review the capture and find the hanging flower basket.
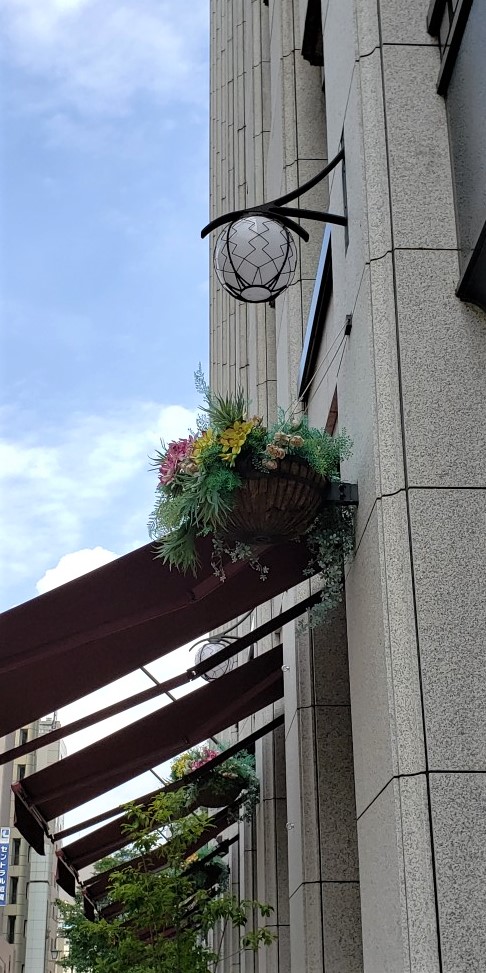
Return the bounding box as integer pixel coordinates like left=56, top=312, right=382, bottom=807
left=190, top=857, right=230, bottom=892
left=225, top=455, right=326, bottom=544
left=194, top=771, right=245, bottom=809
left=148, top=367, right=355, bottom=627
left=170, top=744, right=260, bottom=822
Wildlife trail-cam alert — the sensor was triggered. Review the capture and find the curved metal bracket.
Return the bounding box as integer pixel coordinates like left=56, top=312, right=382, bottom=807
left=201, top=148, right=347, bottom=240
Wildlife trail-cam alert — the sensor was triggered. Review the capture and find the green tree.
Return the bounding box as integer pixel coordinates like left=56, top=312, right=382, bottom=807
left=92, top=846, right=137, bottom=874
left=59, top=790, right=274, bottom=972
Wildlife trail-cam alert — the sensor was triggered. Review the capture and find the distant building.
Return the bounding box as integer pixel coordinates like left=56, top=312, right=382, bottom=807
left=0, top=936, right=13, bottom=973
left=0, top=721, right=65, bottom=973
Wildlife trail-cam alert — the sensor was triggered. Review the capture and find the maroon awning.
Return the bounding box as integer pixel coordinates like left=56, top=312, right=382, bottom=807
left=14, top=646, right=283, bottom=849
left=59, top=715, right=284, bottom=875
left=1, top=591, right=318, bottom=769
left=0, top=536, right=311, bottom=736
left=83, top=805, right=234, bottom=904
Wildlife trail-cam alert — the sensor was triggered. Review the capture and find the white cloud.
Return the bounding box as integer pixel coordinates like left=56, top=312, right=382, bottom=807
left=0, top=401, right=197, bottom=599
left=35, top=546, right=118, bottom=594
left=1, top=0, right=209, bottom=116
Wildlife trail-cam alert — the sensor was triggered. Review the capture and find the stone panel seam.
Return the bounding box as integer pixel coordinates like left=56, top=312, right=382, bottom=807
left=356, top=42, right=439, bottom=65
left=357, top=768, right=486, bottom=824
left=284, top=157, right=327, bottom=164
left=288, top=703, right=352, bottom=717
left=349, top=482, right=484, bottom=565
left=321, top=879, right=361, bottom=885
left=368, top=246, right=459, bottom=265
left=288, top=879, right=325, bottom=902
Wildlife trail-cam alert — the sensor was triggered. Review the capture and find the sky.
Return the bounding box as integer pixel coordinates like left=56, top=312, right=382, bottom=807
left=0, top=0, right=214, bottom=835
left=0, top=0, right=210, bottom=610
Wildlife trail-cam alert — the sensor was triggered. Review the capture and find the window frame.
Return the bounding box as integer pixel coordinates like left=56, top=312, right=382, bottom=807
left=427, top=0, right=474, bottom=93
left=298, top=225, right=333, bottom=400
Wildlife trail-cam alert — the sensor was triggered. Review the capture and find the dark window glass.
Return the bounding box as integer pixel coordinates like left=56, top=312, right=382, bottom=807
left=429, top=0, right=486, bottom=310
left=17, top=765, right=26, bottom=781
left=446, top=3, right=486, bottom=266
left=19, top=729, right=28, bottom=746
left=12, top=838, right=21, bottom=866
left=10, top=877, right=18, bottom=905
left=7, top=916, right=16, bottom=944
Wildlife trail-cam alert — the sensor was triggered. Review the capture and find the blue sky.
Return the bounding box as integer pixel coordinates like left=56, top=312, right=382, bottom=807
left=0, top=0, right=210, bottom=612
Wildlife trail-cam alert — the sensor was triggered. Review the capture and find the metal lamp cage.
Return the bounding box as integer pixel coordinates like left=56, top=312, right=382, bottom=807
left=194, top=639, right=236, bottom=681
left=214, top=215, right=298, bottom=303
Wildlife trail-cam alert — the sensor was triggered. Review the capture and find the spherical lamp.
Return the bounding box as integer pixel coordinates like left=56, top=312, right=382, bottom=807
left=214, top=215, right=298, bottom=303
left=194, top=640, right=235, bottom=681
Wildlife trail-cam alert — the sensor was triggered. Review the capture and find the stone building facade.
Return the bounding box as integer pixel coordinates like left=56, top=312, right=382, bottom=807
left=208, top=1, right=486, bottom=971
left=0, top=722, right=65, bottom=973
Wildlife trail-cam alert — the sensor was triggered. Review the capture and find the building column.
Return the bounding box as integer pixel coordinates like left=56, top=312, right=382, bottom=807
left=284, top=593, right=363, bottom=973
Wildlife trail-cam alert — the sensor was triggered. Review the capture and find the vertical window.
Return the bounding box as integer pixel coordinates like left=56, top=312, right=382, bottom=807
left=7, top=916, right=16, bottom=944
left=19, top=729, right=28, bottom=746
left=12, top=839, right=21, bottom=866
left=9, top=877, right=18, bottom=905
left=17, top=765, right=26, bottom=781
left=428, top=0, right=486, bottom=310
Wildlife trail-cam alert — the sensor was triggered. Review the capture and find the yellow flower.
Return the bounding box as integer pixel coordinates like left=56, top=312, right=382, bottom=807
left=220, top=420, right=255, bottom=465
left=171, top=752, right=193, bottom=779
left=192, top=428, right=215, bottom=464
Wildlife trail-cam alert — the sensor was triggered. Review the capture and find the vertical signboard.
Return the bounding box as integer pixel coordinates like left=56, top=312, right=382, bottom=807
left=0, top=827, right=11, bottom=906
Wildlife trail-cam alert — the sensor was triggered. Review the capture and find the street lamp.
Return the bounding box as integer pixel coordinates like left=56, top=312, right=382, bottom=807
left=193, top=639, right=236, bottom=681
left=202, top=147, right=347, bottom=304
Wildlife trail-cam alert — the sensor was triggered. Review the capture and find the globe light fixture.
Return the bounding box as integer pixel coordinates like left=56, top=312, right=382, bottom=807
left=214, top=215, right=298, bottom=303
left=194, top=640, right=236, bottom=681
left=202, top=147, right=347, bottom=304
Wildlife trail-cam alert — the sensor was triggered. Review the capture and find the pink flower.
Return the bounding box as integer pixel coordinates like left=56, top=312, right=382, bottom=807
left=159, top=437, right=196, bottom=485
left=190, top=749, right=219, bottom=771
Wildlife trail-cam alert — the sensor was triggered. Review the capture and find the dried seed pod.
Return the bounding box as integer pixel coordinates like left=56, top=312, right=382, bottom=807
left=289, top=435, right=304, bottom=447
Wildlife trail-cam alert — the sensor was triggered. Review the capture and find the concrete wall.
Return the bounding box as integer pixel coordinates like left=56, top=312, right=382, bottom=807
left=208, top=1, right=486, bottom=972
left=0, top=938, right=13, bottom=973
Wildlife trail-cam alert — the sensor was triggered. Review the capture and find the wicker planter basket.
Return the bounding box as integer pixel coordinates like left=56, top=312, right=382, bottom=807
left=224, top=456, right=326, bottom=544
left=191, top=860, right=229, bottom=891
left=195, top=774, right=244, bottom=809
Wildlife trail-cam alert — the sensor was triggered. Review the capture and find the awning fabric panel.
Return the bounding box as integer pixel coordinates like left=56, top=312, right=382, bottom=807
left=61, top=714, right=284, bottom=873
left=13, top=790, right=46, bottom=857
left=17, top=645, right=284, bottom=824
left=83, top=806, right=233, bottom=903
left=0, top=537, right=310, bottom=735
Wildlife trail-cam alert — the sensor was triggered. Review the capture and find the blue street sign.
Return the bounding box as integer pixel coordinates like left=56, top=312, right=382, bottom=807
left=0, top=828, right=11, bottom=907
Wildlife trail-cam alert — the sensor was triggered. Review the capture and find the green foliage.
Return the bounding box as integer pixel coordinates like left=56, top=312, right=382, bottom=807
left=267, top=411, right=352, bottom=478
left=195, top=364, right=248, bottom=432
left=60, top=790, right=275, bottom=973
left=92, top=846, right=136, bottom=875
left=301, top=506, right=356, bottom=628
left=148, top=372, right=355, bottom=627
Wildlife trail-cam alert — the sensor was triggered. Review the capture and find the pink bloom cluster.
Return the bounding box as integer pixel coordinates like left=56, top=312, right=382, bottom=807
left=190, top=748, right=219, bottom=770
left=159, top=437, right=195, bottom=485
